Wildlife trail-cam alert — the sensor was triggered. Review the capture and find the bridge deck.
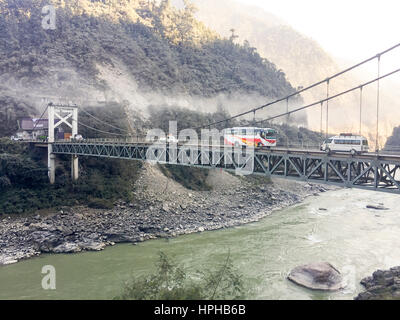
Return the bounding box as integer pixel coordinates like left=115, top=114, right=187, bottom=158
left=48, top=141, right=400, bottom=194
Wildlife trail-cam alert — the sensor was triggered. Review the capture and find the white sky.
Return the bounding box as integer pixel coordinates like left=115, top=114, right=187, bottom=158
left=236, top=0, right=400, bottom=64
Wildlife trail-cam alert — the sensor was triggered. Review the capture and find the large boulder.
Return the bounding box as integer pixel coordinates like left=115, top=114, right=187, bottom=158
left=79, top=241, right=106, bottom=252
left=0, top=255, right=18, bottom=265
left=30, top=231, right=63, bottom=252
left=366, top=204, right=389, bottom=210
left=52, top=242, right=82, bottom=254
left=288, top=262, right=343, bottom=291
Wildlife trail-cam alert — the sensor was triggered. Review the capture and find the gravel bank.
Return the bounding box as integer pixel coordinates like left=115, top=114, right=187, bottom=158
left=0, top=165, right=330, bottom=265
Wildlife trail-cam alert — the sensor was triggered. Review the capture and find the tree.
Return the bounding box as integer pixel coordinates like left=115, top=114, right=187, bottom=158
left=114, top=251, right=244, bottom=300
left=229, top=28, right=238, bottom=42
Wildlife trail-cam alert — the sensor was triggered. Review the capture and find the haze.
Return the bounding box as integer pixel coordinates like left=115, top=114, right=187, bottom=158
left=236, top=0, right=400, bottom=65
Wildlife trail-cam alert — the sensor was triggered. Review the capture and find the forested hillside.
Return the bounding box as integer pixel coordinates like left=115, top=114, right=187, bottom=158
left=0, top=0, right=298, bottom=139
left=0, top=0, right=308, bottom=215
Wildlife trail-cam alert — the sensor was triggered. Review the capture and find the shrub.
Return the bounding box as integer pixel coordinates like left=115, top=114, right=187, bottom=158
left=114, top=251, right=244, bottom=300
left=88, top=198, right=115, bottom=209
left=159, top=164, right=212, bottom=191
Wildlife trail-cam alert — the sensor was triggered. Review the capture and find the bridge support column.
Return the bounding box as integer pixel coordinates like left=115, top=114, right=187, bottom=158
left=71, top=155, right=79, bottom=181
left=47, top=102, right=79, bottom=184
left=48, top=146, right=56, bottom=185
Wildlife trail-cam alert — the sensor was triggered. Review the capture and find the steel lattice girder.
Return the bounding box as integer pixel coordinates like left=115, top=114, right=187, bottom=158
left=52, top=143, right=400, bottom=194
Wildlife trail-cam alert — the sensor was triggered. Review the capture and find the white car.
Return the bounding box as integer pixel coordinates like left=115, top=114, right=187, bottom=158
left=73, top=134, right=84, bottom=141
left=10, top=135, right=23, bottom=141
left=320, top=133, right=369, bottom=155
left=158, top=134, right=178, bottom=144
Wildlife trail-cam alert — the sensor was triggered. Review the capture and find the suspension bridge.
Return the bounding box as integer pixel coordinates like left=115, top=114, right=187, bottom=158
left=25, top=43, right=400, bottom=194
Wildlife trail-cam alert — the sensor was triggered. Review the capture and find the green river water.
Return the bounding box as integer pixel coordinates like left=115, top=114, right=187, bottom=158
left=1, top=188, right=400, bottom=300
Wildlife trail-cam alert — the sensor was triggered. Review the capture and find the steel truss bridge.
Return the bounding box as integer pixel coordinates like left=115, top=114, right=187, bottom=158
left=30, top=42, right=400, bottom=194
left=52, top=141, right=400, bottom=194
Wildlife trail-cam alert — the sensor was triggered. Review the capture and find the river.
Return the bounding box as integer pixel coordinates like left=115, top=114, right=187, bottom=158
left=1, top=188, right=400, bottom=300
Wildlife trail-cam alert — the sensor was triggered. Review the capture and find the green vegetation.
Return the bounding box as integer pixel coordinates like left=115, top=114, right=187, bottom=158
left=148, top=104, right=234, bottom=132
left=0, top=96, right=37, bottom=137
left=0, top=0, right=318, bottom=214
left=114, top=251, right=244, bottom=300
left=159, top=165, right=211, bottom=191
left=0, top=0, right=296, bottom=98
left=78, top=102, right=139, bottom=138
left=0, top=133, right=142, bottom=214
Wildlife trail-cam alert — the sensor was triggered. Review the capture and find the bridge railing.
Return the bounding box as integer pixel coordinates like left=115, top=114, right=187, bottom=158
left=382, top=145, right=400, bottom=154
left=17, top=138, right=400, bottom=155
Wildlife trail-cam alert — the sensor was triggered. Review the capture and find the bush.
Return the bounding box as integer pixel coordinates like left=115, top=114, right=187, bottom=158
left=114, top=251, right=244, bottom=300
left=88, top=198, right=114, bottom=209
left=0, top=134, right=142, bottom=214
left=159, top=164, right=212, bottom=191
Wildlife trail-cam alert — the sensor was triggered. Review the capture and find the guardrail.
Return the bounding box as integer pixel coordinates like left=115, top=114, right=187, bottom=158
left=15, top=138, right=400, bottom=155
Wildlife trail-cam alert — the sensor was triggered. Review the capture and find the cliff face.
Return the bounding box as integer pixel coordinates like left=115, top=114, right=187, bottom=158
left=0, top=0, right=299, bottom=138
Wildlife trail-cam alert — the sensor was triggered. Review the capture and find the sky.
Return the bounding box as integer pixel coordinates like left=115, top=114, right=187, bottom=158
left=235, top=0, right=400, bottom=65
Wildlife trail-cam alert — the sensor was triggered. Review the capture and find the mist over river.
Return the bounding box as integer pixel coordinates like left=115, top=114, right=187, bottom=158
left=0, top=188, right=400, bottom=300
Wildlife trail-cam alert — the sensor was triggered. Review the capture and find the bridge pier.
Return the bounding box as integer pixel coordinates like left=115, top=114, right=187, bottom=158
left=47, top=103, right=79, bottom=184
left=71, top=155, right=79, bottom=181
left=48, top=146, right=56, bottom=185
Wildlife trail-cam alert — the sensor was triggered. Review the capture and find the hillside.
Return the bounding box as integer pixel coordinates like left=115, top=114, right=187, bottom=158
left=385, top=126, right=400, bottom=149
left=187, top=0, right=376, bottom=137
left=0, top=0, right=299, bottom=138
left=0, top=0, right=316, bottom=215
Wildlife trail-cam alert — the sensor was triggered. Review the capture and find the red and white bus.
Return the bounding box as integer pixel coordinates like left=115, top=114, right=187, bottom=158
left=223, top=127, right=277, bottom=147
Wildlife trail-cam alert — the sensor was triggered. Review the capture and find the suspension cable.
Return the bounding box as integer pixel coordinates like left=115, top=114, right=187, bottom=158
left=79, top=108, right=132, bottom=133
left=359, top=86, right=363, bottom=135
left=32, top=104, right=49, bottom=131
left=325, top=79, right=330, bottom=139
left=376, top=55, right=381, bottom=152
left=193, top=42, right=400, bottom=130
left=320, top=102, right=323, bottom=137
left=286, top=97, right=289, bottom=122
left=71, top=119, right=130, bottom=137
left=254, top=67, right=400, bottom=125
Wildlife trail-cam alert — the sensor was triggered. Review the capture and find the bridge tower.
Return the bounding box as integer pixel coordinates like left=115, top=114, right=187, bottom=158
left=47, top=103, right=79, bottom=184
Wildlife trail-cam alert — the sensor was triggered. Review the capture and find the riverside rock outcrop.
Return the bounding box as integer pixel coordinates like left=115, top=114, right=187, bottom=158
left=355, top=267, right=400, bottom=300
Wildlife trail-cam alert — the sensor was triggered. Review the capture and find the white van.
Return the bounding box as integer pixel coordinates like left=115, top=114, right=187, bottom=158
left=320, top=134, right=369, bottom=155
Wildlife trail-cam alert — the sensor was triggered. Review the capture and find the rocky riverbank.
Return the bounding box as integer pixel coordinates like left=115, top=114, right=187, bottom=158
left=355, top=267, right=400, bottom=300
left=0, top=165, right=329, bottom=266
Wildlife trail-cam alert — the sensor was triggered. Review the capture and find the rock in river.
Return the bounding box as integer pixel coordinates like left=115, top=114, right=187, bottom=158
left=366, top=204, right=389, bottom=210
left=79, top=241, right=106, bottom=252
left=288, top=262, right=343, bottom=291
left=0, top=255, right=18, bottom=266
left=52, top=242, right=82, bottom=254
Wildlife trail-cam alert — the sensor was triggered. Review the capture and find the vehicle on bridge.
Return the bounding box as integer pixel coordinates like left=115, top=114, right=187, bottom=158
left=159, top=134, right=178, bottom=144
left=223, top=127, right=277, bottom=147
left=320, top=133, right=369, bottom=155
left=10, top=134, right=23, bottom=141
left=72, top=134, right=84, bottom=142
